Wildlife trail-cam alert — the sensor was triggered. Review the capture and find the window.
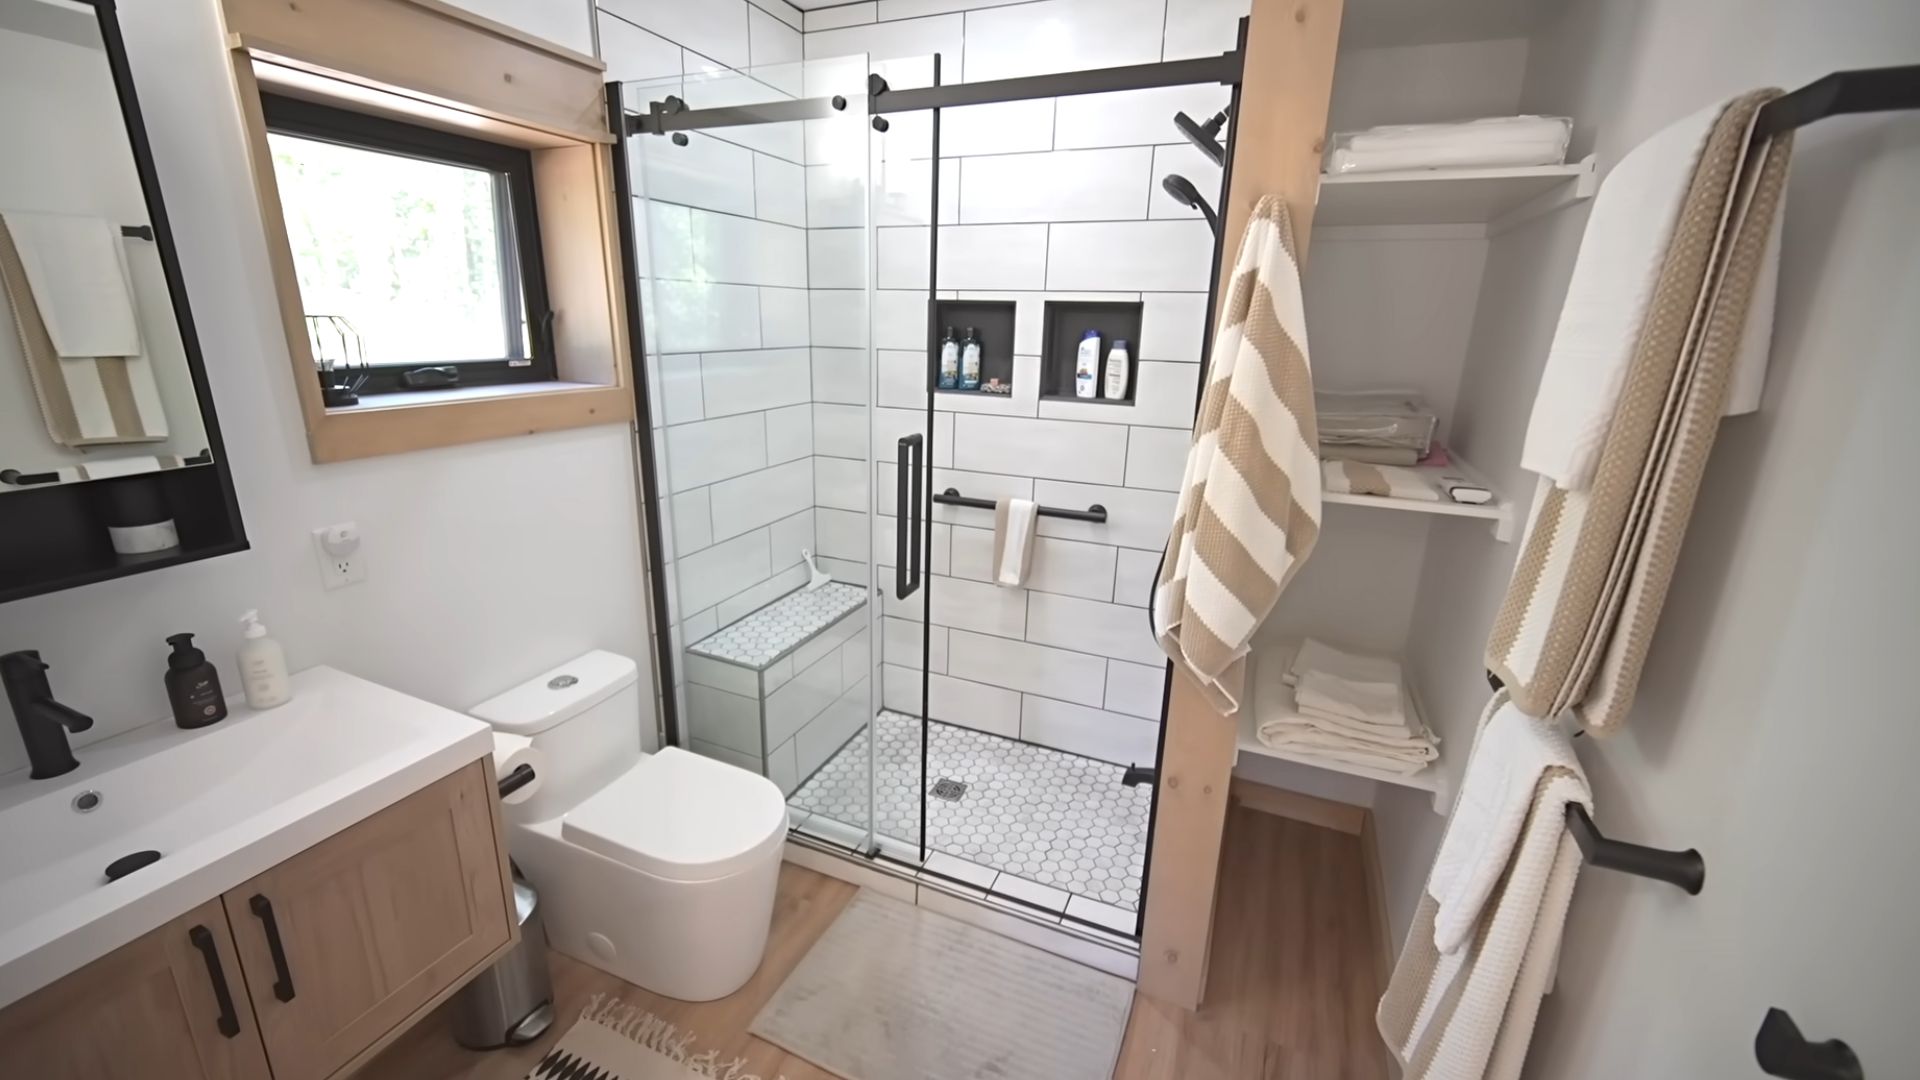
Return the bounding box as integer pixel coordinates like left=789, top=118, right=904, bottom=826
left=262, top=93, right=554, bottom=397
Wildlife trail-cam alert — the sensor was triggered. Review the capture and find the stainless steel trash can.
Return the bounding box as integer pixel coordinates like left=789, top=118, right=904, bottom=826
left=452, top=863, right=554, bottom=1049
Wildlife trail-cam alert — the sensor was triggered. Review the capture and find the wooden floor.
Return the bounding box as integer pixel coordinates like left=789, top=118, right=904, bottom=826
left=361, top=804, right=1387, bottom=1080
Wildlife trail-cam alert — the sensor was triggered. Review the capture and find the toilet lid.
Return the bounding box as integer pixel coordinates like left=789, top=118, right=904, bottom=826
left=561, top=747, right=788, bottom=883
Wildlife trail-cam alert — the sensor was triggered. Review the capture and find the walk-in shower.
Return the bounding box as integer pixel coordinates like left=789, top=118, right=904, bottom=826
left=613, top=37, right=1240, bottom=940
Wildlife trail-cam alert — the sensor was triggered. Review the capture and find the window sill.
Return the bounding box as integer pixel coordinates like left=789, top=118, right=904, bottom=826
left=306, top=380, right=631, bottom=462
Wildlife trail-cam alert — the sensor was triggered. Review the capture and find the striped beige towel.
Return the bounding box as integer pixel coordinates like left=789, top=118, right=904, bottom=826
left=1323, top=459, right=1441, bottom=502
left=0, top=216, right=168, bottom=448
left=1487, top=89, right=1792, bottom=731
left=1153, top=196, right=1320, bottom=714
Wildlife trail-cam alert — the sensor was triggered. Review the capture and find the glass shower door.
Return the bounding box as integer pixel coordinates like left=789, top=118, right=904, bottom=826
left=618, top=54, right=920, bottom=860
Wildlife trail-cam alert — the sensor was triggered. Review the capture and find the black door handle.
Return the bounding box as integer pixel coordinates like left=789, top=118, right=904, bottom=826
left=896, top=433, right=923, bottom=599
left=1757, top=1007, right=1863, bottom=1080
left=249, top=894, right=296, bottom=1002
left=187, top=925, right=241, bottom=1037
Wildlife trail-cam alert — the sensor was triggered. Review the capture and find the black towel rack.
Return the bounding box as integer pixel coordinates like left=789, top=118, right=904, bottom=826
left=120, top=225, right=153, bottom=241
left=932, top=488, right=1107, bottom=524
left=1565, top=803, right=1704, bottom=894
left=1753, top=64, right=1920, bottom=138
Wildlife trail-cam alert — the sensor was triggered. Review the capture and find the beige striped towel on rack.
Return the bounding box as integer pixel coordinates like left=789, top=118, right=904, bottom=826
left=1486, top=89, right=1793, bottom=732
left=0, top=213, right=168, bottom=448
left=1153, top=195, right=1321, bottom=714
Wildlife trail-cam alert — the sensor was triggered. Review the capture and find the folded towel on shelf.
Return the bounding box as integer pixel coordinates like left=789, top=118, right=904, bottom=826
left=991, top=497, right=1037, bottom=588
left=1322, top=444, right=1421, bottom=466
left=1489, top=89, right=1792, bottom=732
left=1324, top=460, right=1442, bottom=502
left=1328, top=116, right=1571, bottom=175
left=1520, top=94, right=1781, bottom=492
left=1154, top=196, right=1321, bottom=715
left=1378, top=692, right=1590, bottom=1080
left=1287, top=637, right=1410, bottom=730
left=1253, top=656, right=1436, bottom=774
left=0, top=215, right=168, bottom=447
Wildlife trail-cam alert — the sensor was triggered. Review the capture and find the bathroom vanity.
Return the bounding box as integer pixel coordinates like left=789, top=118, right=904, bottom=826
left=0, top=668, right=516, bottom=1079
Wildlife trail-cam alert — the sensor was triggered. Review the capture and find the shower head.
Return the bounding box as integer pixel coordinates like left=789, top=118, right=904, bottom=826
left=1173, top=109, right=1229, bottom=166
left=1162, top=174, right=1220, bottom=238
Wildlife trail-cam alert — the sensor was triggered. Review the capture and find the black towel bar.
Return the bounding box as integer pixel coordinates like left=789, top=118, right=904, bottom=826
left=1565, top=803, right=1705, bottom=894
left=932, top=488, right=1107, bottom=524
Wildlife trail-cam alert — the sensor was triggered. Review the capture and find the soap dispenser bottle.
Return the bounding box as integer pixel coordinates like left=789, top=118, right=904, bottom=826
left=165, top=633, right=228, bottom=728
left=237, top=610, right=291, bottom=709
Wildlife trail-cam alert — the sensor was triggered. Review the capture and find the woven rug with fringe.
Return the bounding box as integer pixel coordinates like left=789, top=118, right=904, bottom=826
left=526, top=996, right=786, bottom=1080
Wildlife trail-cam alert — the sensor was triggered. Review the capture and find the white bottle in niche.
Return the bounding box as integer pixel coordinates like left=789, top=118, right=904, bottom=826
left=1074, top=330, right=1102, bottom=398
left=959, top=327, right=982, bottom=390
left=937, top=327, right=959, bottom=389
left=236, top=609, right=291, bottom=709
left=1103, top=338, right=1131, bottom=400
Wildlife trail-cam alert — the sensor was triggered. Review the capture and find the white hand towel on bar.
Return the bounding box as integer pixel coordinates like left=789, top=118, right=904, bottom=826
left=1, top=210, right=142, bottom=358
left=1378, top=692, right=1591, bottom=1080
left=992, top=497, right=1037, bottom=587
left=1519, top=96, right=1778, bottom=491
left=1153, top=196, right=1321, bottom=715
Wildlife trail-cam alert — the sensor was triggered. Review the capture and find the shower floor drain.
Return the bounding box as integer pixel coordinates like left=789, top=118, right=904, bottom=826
left=929, top=778, right=967, bottom=801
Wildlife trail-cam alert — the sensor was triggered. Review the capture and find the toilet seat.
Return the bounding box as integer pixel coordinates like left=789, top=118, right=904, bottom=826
left=561, top=747, right=787, bottom=882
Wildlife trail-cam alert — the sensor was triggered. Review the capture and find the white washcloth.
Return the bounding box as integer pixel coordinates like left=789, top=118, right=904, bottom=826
left=1519, top=96, right=1777, bottom=490
left=0, top=210, right=142, bottom=358
left=992, top=497, right=1037, bottom=588
left=1427, top=694, right=1589, bottom=954
left=1288, top=637, right=1410, bottom=731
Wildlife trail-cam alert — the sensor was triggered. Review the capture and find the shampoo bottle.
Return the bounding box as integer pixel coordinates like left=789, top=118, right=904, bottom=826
left=237, top=610, right=292, bottom=709
left=1103, top=338, right=1131, bottom=400
left=165, top=633, right=228, bottom=729
left=1075, top=330, right=1101, bottom=398
left=937, top=327, right=959, bottom=389
left=959, top=327, right=982, bottom=390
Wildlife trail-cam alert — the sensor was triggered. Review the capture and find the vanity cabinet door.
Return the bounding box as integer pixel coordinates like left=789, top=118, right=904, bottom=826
left=0, top=899, right=271, bottom=1080
left=222, top=760, right=513, bottom=1080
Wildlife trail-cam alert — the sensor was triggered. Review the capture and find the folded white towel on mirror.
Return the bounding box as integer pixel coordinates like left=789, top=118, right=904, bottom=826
left=992, top=497, right=1038, bottom=588
left=1519, top=95, right=1777, bottom=490
left=0, top=210, right=142, bottom=358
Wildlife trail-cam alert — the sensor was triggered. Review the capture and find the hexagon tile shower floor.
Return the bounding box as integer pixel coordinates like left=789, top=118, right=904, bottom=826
left=787, top=711, right=1151, bottom=912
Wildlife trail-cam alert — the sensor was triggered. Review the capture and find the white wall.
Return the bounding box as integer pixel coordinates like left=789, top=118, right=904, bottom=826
left=0, top=0, right=655, bottom=774
left=1376, top=1, right=1920, bottom=1075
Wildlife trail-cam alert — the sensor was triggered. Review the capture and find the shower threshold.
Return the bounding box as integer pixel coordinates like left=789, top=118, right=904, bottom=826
left=786, top=711, right=1150, bottom=928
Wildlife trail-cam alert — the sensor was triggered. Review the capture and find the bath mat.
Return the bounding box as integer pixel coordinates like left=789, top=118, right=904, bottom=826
left=527, top=996, right=784, bottom=1080
left=750, top=891, right=1135, bottom=1080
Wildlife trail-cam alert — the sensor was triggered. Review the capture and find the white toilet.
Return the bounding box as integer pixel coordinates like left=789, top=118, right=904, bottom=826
left=470, top=650, right=789, bottom=1002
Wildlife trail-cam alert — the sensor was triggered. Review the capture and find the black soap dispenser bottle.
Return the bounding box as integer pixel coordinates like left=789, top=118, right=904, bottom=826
left=166, top=633, right=228, bottom=729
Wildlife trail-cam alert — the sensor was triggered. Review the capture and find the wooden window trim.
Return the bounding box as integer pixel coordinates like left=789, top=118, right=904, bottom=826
left=216, top=0, right=633, bottom=463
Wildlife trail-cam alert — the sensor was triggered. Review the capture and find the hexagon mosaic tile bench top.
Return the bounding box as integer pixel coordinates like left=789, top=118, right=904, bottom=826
left=688, top=582, right=867, bottom=670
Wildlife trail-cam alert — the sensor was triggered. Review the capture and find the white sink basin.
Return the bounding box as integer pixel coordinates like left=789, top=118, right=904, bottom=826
left=0, top=666, right=491, bottom=1009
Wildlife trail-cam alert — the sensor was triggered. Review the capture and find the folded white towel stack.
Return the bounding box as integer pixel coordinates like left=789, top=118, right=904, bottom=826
left=1254, top=638, right=1438, bottom=775
left=1327, top=115, right=1572, bottom=175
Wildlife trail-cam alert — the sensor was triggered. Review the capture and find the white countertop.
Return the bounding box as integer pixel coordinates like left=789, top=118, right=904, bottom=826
left=0, top=666, right=492, bottom=1009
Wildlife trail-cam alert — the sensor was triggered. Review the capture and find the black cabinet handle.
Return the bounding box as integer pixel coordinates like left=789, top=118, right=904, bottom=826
left=1757, top=1008, right=1863, bottom=1080
left=895, top=434, right=923, bottom=600
left=249, top=894, right=296, bottom=1002
left=187, top=925, right=241, bottom=1038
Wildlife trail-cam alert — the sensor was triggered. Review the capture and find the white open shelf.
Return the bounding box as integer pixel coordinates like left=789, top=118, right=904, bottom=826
left=1236, top=650, right=1452, bottom=814
left=1322, top=454, right=1515, bottom=542
left=1315, top=155, right=1597, bottom=231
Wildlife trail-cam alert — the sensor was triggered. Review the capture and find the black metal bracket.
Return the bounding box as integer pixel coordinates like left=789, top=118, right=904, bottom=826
left=932, top=488, right=1107, bottom=523
left=1755, top=64, right=1920, bottom=138
left=1121, top=764, right=1156, bottom=787
left=120, top=224, right=153, bottom=241
left=1756, top=1007, right=1863, bottom=1080
left=1566, top=803, right=1704, bottom=894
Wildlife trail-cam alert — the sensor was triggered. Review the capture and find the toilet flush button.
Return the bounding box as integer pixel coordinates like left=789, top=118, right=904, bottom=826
left=548, top=674, right=578, bottom=690
left=587, top=932, right=616, bottom=960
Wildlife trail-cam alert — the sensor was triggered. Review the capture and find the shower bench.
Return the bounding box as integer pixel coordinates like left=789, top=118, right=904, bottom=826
left=683, top=582, right=871, bottom=795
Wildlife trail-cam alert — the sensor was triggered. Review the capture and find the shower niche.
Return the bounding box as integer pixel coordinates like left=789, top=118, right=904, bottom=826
left=929, top=299, right=1017, bottom=395
left=1040, top=299, right=1144, bottom=405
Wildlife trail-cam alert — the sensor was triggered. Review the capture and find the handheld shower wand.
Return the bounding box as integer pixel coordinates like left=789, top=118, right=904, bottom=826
left=1161, top=174, right=1220, bottom=238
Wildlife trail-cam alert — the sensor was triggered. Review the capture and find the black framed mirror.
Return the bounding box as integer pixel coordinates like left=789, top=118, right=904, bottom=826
left=0, top=0, right=246, bottom=603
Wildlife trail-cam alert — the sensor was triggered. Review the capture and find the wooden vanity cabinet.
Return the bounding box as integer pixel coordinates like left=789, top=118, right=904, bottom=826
left=0, top=759, right=514, bottom=1080
left=222, top=760, right=513, bottom=1080
left=0, top=898, right=271, bottom=1080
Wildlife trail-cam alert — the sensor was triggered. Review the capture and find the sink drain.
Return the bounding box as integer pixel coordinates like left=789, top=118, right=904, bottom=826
left=930, top=778, right=967, bottom=801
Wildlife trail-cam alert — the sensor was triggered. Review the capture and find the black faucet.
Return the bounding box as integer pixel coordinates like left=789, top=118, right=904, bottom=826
left=2, top=651, right=95, bottom=779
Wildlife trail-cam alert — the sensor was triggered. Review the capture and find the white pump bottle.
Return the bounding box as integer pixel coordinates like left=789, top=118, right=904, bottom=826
left=237, top=610, right=292, bottom=709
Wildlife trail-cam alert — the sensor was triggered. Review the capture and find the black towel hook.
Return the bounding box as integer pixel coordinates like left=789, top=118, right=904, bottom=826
left=1756, top=1008, right=1864, bottom=1080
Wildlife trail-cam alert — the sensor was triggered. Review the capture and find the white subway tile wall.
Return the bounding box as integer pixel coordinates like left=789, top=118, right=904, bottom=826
left=605, top=0, right=1236, bottom=770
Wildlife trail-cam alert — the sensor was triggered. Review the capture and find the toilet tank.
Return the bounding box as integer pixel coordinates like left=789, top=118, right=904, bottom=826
left=470, top=651, right=642, bottom=823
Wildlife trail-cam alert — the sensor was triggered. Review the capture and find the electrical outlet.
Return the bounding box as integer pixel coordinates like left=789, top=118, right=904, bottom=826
left=312, top=523, right=366, bottom=590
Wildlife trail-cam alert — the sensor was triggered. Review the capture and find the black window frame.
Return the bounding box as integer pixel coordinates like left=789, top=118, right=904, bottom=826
left=261, top=92, right=557, bottom=397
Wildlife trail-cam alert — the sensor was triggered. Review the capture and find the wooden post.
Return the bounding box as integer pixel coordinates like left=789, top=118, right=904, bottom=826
left=1136, top=0, right=1344, bottom=1010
